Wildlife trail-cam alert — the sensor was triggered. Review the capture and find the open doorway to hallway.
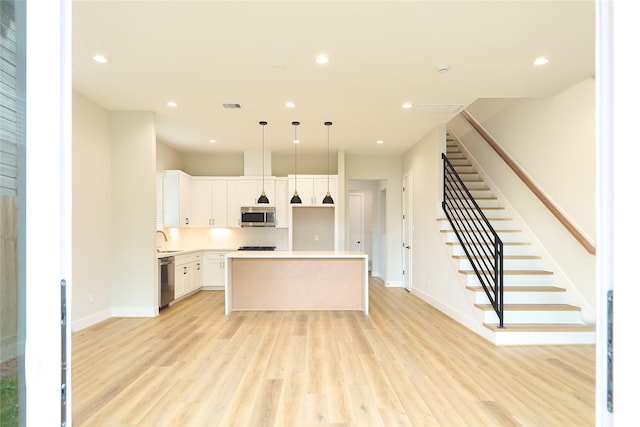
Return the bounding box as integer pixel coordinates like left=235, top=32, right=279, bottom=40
left=348, top=179, right=387, bottom=281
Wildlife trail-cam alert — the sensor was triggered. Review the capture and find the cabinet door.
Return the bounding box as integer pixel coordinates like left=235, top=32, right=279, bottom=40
left=192, top=260, right=203, bottom=291
left=314, top=176, right=337, bottom=205
left=227, top=180, right=242, bottom=228
left=204, top=253, right=226, bottom=287
left=291, top=177, right=314, bottom=205
left=210, top=180, right=228, bottom=227
left=164, top=171, right=192, bottom=227
left=275, top=178, right=289, bottom=228
left=175, top=263, right=188, bottom=298
left=192, top=179, right=213, bottom=227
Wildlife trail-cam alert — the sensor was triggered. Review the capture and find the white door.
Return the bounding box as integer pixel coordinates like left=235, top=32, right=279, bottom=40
left=402, top=171, right=413, bottom=291
left=349, top=193, right=364, bottom=253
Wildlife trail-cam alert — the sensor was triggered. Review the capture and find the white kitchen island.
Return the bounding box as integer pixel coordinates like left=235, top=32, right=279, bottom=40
left=225, top=251, right=368, bottom=315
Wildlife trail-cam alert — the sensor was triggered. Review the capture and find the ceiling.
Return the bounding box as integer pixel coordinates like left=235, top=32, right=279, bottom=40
left=72, top=1, right=595, bottom=156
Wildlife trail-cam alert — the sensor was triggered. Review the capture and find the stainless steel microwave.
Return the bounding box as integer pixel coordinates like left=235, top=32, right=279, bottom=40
left=240, top=206, right=276, bottom=227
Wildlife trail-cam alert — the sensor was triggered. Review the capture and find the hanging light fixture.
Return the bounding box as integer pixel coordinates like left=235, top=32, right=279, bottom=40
left=257, top=121, right=270, bottom=204
left=322, top=121, right=334, bottom=204
left=290, top=121, right=302, bottom=204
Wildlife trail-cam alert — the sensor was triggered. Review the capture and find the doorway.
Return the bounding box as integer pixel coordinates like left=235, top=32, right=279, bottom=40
left=402, top=171, right=413, bottom=291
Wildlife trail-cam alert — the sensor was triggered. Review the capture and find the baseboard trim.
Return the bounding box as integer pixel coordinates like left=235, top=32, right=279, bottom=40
left=71, top=308, right=112, bottom=332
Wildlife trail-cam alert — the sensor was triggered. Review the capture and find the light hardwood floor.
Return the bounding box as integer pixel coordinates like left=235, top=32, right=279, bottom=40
left=72, top=276, right=595, bottom=426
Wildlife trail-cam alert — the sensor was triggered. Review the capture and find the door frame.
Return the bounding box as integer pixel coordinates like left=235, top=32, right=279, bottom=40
left=348, top=192, right=365, bottom=255
left=402, top=171, right=413, bottom=291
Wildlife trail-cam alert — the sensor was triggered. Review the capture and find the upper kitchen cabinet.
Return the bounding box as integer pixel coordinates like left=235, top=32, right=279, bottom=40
left=288, top=175, right=338, bottom=206
left=192, top=177, right=228, bottom=228
left=163, top=170, right=192, bottom=227
left=227, top=177, right=276, bottom=227
left=275, top=177, right=289, bottom=228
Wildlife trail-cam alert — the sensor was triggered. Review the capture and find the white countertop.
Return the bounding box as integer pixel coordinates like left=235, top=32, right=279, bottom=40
left=226, top=250, right=367, bottom=259
left=156, top=248, right=236, bottom=259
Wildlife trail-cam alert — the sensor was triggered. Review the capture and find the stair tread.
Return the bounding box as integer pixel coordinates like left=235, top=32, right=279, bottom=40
left=460, top=269, right=553, bottom=275
left=454, top=255, right=541, bottom=260
left=446, top=241, right=531, bottom=246
left=441, top=228, right=522, bottom=233
left=438, top=216, right=514, bottom=221
left=475, top=303, right=580, bottom=311
left=483, top=323, right=595, bottom=332
left=466, top=285, right=564, bottom=292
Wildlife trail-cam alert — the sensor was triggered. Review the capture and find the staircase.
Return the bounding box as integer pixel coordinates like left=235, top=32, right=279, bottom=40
left=441, top=135, right=595, bottom=345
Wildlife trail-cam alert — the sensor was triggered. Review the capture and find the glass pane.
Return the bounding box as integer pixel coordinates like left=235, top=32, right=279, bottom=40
left=1, top=0, right=26, bottom=425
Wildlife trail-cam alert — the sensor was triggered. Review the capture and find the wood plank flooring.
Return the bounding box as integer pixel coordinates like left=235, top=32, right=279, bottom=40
left=72, top=276, right=595, bottom=426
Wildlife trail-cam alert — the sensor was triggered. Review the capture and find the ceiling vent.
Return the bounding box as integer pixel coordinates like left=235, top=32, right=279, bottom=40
left=412, top=104, right=463, bottom=114
left=223, top=103, right=242, bottom=109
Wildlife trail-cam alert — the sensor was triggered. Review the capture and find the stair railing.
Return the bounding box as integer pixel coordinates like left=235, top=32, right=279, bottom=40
left=442, top=153, right=504, bottom=328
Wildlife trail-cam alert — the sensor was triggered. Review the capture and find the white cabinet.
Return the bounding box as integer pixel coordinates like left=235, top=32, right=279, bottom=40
left=288, top=175, right=338, bottom=206
left=227, top=177, right=276, bottom=228
left=203, top=251, right=227, bottom=288
left=275, top=178, right=289, bottom=228
left=164, top=170, right=192, bottom=227
left=192, top=178, right=228, bottom=227
left=175, top=252, right=202, bottom=298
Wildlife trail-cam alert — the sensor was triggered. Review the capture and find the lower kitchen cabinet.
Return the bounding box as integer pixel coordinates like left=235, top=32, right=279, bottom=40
left=174, top=252, right=202, bottom=299
left=203, top=251, right=227, bottom=289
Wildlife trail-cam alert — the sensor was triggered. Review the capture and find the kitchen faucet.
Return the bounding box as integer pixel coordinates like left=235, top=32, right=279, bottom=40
left=156, top=230, right=168, bottom=242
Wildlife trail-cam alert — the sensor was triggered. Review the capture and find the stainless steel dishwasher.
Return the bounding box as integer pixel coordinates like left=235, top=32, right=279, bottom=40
left=159, top=256, right=175, bottom=310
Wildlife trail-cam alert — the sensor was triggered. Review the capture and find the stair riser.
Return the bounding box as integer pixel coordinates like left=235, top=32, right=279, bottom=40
left=449, top=244, right=534, bottom=256
left=440, top=219, right=519, bottom=231
left=443, top=230, right=525, bottom=243
left=493, top=331, right=596, bottom=346
left=458, top=258, right=543, bottom=270
left=447, top=208, right=511, bottom=218
left=447, top=198, right=502, bottom=208
left=450, top=165, right=475, bottom=173
left=481, top=310, right=584, bottom=324
left=465, top=274, right=554, bottom=287
left=470, top=290, right=565, bottom=305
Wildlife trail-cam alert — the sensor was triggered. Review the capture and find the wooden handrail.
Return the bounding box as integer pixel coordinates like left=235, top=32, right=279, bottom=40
left=460, top=110, right=596, bottom=256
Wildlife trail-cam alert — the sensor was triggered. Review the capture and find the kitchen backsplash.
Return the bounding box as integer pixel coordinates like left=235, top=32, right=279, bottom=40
left=158, top=227, right=289, bottom=251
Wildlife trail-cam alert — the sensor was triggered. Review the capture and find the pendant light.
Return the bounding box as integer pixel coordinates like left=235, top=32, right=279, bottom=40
left=290, top=121, right=302, bottom=204
left=322, top=121, right=334, bottom=204
left=257, top=121, right=270, bottom=204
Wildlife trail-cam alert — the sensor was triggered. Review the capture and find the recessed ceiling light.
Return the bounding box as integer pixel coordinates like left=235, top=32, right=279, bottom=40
left=166, top=101, right=177, bottom=107
left=533, top=56, right=549, bottom=66
left=436, top=64, right=449, bottom=73
left=208, top=139, right=216, bottom=144
left=376, top=140, right=384, bottom=145
left=315, top=55, right=329, bottom=64
left=402, top=103, right=413, bottom=109
left=285, top=102, right=295, bottom=108
left=92, top=54, right=109, bottom=64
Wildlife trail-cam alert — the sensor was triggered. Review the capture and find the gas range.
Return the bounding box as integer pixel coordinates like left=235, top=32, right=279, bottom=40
left=237, top=246, right=276, bottom=251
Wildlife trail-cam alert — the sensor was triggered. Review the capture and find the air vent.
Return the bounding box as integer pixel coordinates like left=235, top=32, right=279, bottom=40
left=223, top=103, right=242, bottom=109
left=412, top=104, right=463, bottom=114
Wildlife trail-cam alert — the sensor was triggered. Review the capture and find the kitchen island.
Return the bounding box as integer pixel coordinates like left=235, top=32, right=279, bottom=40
left=225, top=251, right=368, bottom=315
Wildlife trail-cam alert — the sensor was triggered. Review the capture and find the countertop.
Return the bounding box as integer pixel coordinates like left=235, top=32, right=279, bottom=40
left=226, top=250, right=367, bottom=259
left=156, top=248, right=236, bottom=259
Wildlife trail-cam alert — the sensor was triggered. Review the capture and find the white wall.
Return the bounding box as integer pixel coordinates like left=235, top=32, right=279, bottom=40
left=402, top=125, right=480, bottom=326
left=156, top=139, right=182, bottom=171
left=71, top=92, right=112, bottom=327
left=72, top=94, right=159, bottom=329
left=448, top=78, right=596, bottom=321
left=345, top=155, right=403, bottom=286
left=110, top=112, right=158, bottom=316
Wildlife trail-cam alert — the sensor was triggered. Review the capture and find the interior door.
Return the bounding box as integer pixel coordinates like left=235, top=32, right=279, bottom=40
left=402, top=171, right=413, bottom=291
left=349, top=193, right=364, bottom=253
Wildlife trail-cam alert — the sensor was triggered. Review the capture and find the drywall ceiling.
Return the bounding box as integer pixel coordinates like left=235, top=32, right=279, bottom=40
left=72, top=0, right=595, bottom=156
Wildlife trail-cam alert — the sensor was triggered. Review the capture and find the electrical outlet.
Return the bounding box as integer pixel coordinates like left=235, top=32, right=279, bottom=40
left=89, top=293, right=93, bottom=304
left=314, top=234, right=319, bottom=241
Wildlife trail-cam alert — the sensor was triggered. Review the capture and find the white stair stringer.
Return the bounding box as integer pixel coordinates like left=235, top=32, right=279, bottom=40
left=442, top=136, right=595, bottom=345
